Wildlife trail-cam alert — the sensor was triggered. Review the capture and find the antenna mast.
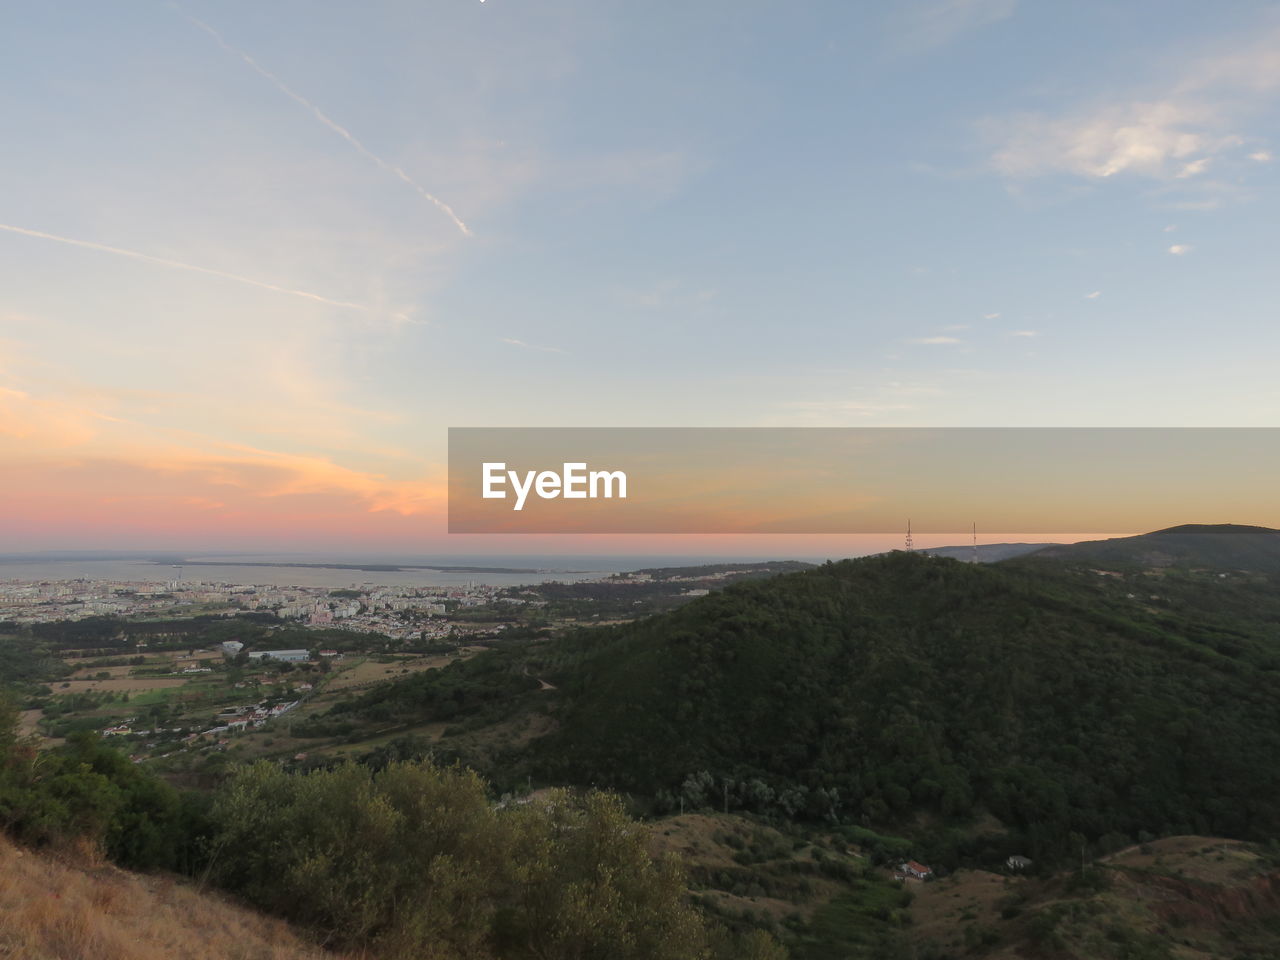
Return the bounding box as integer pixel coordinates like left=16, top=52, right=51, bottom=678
left=905, top=519, right=913, bottom=552
left=971, top=522, right=978, bottom=563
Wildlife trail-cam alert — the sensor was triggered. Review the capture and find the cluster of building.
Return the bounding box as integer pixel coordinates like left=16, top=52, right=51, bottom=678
left=0, top=577, right=502, bottom=637
left=198, top=698, right=303, bottom=737
left=100, top=696, right=303, bottom=744
left=0, top=579, right=192, bottom=621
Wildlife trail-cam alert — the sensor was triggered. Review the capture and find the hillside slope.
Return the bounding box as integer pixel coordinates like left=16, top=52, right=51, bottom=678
left=527, top=548, right=1280, bottom=863
left=913, top=836, right=1280, bottom=959
left=0, top=834, right=339, bottom=960
left=920, top=542, right=1053, bottom=562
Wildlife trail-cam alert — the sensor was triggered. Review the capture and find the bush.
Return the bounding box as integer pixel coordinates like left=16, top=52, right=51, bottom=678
left=208, top=758, right=778, bottom=960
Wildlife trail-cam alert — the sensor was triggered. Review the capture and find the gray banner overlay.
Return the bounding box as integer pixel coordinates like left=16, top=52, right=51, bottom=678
left=448, top=427, right=1278, bottom=534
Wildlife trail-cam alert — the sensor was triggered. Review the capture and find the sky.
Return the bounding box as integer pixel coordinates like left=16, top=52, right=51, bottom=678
left=2, top=0, right=1278, bottom=555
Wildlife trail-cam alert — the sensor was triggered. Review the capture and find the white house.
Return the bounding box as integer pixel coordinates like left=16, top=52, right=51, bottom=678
left=247, top=649, right=311, bottom=663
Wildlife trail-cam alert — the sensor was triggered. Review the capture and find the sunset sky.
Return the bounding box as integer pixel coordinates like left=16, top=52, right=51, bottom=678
left=3, top=1, right=1278, bottom=554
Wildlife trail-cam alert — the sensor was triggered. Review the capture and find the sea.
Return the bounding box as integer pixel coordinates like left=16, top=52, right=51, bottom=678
left=0, top=554, right=810, bottom=590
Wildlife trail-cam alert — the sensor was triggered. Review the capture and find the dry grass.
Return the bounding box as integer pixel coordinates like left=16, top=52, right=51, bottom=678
left=648, top=813, right=851, bottom=923
left=322, top=649, right=480, bottom=692
left=16, top=709, right=44, bottom=737
left=0, top=835, right=353, bottom=960
left=906, top=867, right=1015, bottom=944
left=1102, top=834, right=1258, bottom=881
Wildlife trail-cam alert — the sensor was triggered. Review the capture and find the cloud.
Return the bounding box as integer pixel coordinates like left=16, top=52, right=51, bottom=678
left=909, top=336, right=962, bottom=344
left=0, top=222, right=370, bottom=312
left=1085, top=290, right=1102, bottom=299
left=983, top=312, right=1001, bottom=319
left=180, top=10, right=472, bottom=237
left=991, top=100, right=1223, bottom=180
left=0, top=384, right=443, bottom=518
left=1249, top=150, right=1273, bottom=161
left=1175, top=157, right=1212, bottom=178
left=500, top=337, right=567, bottom=354
left=140, top=444, right=443, bottom=516
left=989, top=25, right=1280, bottom=183
left=1168, top=244, right=1193, bottom=255
left=1009, top=330, right=1038, bottom=337
left=0, top=385, right=103, bottom=447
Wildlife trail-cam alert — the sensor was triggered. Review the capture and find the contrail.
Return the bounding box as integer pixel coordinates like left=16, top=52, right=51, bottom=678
left=0, top=222, right=369, bottom=311
left=182, top=12, right=473, bottom=238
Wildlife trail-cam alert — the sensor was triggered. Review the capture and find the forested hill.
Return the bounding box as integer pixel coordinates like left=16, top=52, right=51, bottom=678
left=534, top=547, right=1280, bottom=863
left=1018, top=523, right=1280, bottom=571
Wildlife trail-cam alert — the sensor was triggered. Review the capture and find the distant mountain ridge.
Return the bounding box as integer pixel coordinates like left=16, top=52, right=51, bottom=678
left=516, top=525, right=1280, bottom=864
left=1016, top=523, right=1280, bottom=571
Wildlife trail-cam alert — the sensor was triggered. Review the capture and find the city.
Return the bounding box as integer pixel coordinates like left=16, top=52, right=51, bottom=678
left=0, top=576, right=504, bottom=640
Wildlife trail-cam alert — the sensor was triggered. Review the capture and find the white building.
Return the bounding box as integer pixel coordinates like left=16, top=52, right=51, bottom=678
left=247, top=648, right=311, bottom=663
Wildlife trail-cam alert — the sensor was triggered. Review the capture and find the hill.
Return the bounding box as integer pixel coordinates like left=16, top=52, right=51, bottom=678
left=910, top=836, right=1280, bottom=959
left=1020, top=523, right=1280, bottom=571
left=0, top=833, right=339, bottom=960
left=518, top=545, right=1280, bottom=866
left=649, top=818, right=1280, bottom=960
left=919, top=542, right=1053, bottom=562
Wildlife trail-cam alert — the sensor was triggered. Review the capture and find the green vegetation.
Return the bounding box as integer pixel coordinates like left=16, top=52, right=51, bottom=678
left=792, top=879, right=912, bottom=960
left=0, top=698, right=784, bottom=958
left=295, top=535, right=1280, bottom=876
left=314, top=642, right=541, bottom=731
left=8, top=531, right=1280, bottom=957
left=210, top=761, right=783, bottom=959
left=528, top=550, right=1280, bottom=864
left=1026, top=523, right=1280, bottom=572
left=0, top=699, right=206, bottom=870
left=0, top=633, right=71, bottom=689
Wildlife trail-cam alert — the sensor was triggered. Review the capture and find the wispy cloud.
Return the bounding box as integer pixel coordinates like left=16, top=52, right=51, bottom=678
left=991, top=101, right=1227, bottom=180
left=180, top=10, right=472, bottom=237
left=909, top=336, right=962, bottom=345
left=983, top=312, right=1001, bottom=319
left=0, top=222, right=370, bottom=311
left=1009, top=330, right=1038, bottom=337
left=1085, top=290, right=1102, bottom=299
left=1175, top=157, right=1212, bottom=178
left=0, top=384, right=444, bottom=517
left=1168, top=244, right=1193, bottom=255
left=500, top=337, right=567, bottom=354
left=989, top=24, right=1280, bottom=184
